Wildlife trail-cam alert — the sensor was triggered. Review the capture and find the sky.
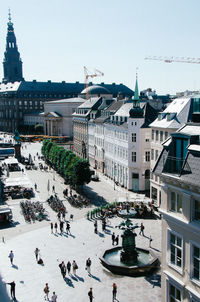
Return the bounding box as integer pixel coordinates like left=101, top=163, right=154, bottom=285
left=1, top=0, right=200, bottom=94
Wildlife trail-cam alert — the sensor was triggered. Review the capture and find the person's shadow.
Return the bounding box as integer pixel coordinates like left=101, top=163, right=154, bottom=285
left=89, top=274, right=101, bottom=282
left=12, top=264, right=18, bottom=270
left=76, top=275, right=84, bottom=282
left=64, top=277, right=74, bottom=288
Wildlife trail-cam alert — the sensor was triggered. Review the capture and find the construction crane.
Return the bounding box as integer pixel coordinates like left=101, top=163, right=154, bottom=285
left=145, top=56, right=200, bottom=64
left=84, top=66, right=104, bottom=99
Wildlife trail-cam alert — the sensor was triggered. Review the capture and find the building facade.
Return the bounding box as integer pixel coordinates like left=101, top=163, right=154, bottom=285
left=149, top=96, right=199, bottom=205
left=153, top=123, right=200, bottom=302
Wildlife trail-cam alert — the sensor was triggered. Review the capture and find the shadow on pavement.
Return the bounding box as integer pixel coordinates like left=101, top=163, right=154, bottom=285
left=145, top=273, right=161, bottom=288
left=82, top=186, right=107, bottom=206
left=64, top=277, right=74, bottom=288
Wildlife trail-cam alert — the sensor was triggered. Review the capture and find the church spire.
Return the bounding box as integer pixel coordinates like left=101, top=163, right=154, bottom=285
left=2, top=10, right=24, bottom=83
left=133, top=69, right=139, bottom=102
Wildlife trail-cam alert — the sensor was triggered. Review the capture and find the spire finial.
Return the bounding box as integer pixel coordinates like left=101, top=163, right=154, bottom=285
left=133, top=68, right=139, bottom=102
left=8, top=8, right=11, bottom=22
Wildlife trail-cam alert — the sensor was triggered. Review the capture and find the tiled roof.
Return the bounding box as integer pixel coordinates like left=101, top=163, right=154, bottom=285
left=45, top=97, right=85, bottom=104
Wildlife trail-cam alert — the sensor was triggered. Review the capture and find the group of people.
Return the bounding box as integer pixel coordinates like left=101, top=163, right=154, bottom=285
left=58, top=260, right=78, bottom=278
left=50, top=221, right=71, bottom=234
left=88, top=283, right=117, bottom=302
left=44, top=283, right=57, bottom=301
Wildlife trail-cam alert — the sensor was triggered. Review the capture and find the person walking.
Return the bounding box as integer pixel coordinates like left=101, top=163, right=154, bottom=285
left=86, top=257, right=92, bottom=275
left=115, top=235, right=119, bottom=246
left=6, top=281, right=16, bottom=300
left=59, top=261, right=66, bottom=279
left=66, top=222, right=70, bottom=234
left=149, top=235, right=153, bottom=248
left=34, top=183, right=37, bottom=191
left=52, top=185, right=55, bottom=193
left=51, top=291, right=57, bottom=302
left=67, top=261, right=71, bottom=274
left=112, top=283, right=117, bottom=301
left=34, top=248, right=40, bottom=262
left=88, top=287, right=94, bottom=302
left=112, top=232, right=115, bottom=245
left=139, top=223, right=145, bottom=236
left=51, top=222, right=53, bottom=234
left=8, top=250, right=14, bottom=265
left=54, top=222, right=58, bottom=233
left=44, top=283, right=50, bottom=300
left=60, top=221, right=64, bottom=234
left=72, top=260, right=78, bottom=275
left=94, top=220, right=98, bottom=234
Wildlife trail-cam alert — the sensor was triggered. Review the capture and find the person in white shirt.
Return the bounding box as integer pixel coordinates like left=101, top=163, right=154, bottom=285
left=51, top=291, right=57, bottom=302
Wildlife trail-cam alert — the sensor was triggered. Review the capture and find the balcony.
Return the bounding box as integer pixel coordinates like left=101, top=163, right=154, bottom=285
left=162, top=156, right=191, bottom=176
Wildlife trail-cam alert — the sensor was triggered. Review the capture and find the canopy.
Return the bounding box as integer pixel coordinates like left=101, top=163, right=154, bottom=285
left=4, top=177, right=31, bottom=188
left=4, top=157, right=19, bottom=165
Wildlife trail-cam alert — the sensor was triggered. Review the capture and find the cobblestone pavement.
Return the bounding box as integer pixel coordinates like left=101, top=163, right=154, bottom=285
left=0, top=141, right=162, bottom=302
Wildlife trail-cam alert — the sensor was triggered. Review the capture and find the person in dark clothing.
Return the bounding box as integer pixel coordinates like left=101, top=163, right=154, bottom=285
left=112, top=232, right=115, bottom=245
left=7, top=281, right=16, bottom=299
left=88, top=287, right=94, bottom=302
left=66, top=222, right=70, bottom=234
left=55, top=222, right=58, bottom=233
left=51, top=222, right=53, bottom=233
left=59, top=261, right=66, bottom=279
left=112, top=283, right=117, bottom=301
left=115, top=235, right=119, bottom=245
left=67, top=261, right=71, bottom=274
left=139, top=223, right=145, bottom=236
left=86, top=257, right=92, bottom=275
left=94, top=220, right=97, bottom=234
left=60, top=221, right=64, bottom=234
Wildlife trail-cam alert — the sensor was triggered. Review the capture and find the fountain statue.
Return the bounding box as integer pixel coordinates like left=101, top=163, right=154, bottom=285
left=117, top=219, right=139, bottom=264
left=99, top=218, right=159, bottom=276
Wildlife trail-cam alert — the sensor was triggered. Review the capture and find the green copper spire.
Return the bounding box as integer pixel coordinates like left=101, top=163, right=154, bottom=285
left=134, top=72, right=139, bottom=102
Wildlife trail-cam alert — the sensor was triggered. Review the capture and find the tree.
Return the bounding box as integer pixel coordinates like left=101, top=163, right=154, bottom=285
left=71, top=159, right=91, bottom=188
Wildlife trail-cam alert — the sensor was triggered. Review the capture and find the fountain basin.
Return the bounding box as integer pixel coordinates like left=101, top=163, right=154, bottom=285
left=99, top=246, right=159, bottom=277
left=118, top=209, right=137, bottom=218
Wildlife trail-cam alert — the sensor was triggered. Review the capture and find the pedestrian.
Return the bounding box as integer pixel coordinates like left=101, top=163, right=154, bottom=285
left=6, top=281, right=16, bottom=300
left=112, top=283, right=117, bottom=301
left=149, top=235, right=153, bottom=247
left=62, top=211, right=66, bottom=221
left=66, top=222, right=70, bottom=234
left=8, top=250, right=14, bottom=265
left=88, top=287, right=94, bottom=302
left=139, top=223, right=145, bottom=236
left=51, top=222, right=53, bottom=233
left=115, top=235, right=119, bottom=246
left=67, top=261, right=71, bottom=274
left=70, top=214, right=73, bottom=221
left=94, top=220, right=97, bottom=234
left=52, top=185, right=55, bottom=193
left=54, top=222, right=58, bottom=233
left=72, top=260, right=78, bottom=275
left=60, top=221, right=64, bottom=234
left=34, top=248, right=40, bottom=261
left=34, top=183, right=37, bottom=191
left=86, top=257, right=92, bottom=275
left=112, top=232, right=115, bottom=245
left=51, top=291, right=57, bottom=302
left=59, top=261, right=66, bottom=279
left=44, top=283, right=50, bottom=300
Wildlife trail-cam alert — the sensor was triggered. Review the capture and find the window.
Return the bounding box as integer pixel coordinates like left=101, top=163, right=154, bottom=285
left=191, top=244, right=200, bottom=282
left=132, top=133, right=136, bottom=142
left=169, top=283, right=181, bottom=302
left=145, top=151, right=150, bottom=161
left=132, top=152, right=136, bottom=162
left=160, top=131, right=163, bottom=142
left=156, top=130, right=159, bottom=141
left=170, top=192, right=182, bottom=213
left=151, top=149, right=154, bottom=160
left=165, top=131, right=168, bottom=140
left=193, top=200, right=200, bottom=221
left=169, top=232, right=182, bottom=268
left=152, top=130, right=154, bottom=140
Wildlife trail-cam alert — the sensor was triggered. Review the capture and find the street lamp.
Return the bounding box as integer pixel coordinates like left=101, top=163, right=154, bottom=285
left=114, top=163, right=117, bottom=190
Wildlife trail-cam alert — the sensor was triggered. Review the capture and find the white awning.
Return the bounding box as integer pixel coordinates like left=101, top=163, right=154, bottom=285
left=4, top=157, right=19, bottom=165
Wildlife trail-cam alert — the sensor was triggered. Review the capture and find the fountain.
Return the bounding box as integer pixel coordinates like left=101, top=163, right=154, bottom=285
left=99, top=219, right=159, bottom=276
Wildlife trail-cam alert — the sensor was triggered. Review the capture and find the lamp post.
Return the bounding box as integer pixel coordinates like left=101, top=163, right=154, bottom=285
left=114, top=163, right=117, bottom=190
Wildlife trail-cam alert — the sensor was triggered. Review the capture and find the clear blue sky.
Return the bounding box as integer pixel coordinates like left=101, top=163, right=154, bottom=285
left=1, top=0, right=200, bottom=94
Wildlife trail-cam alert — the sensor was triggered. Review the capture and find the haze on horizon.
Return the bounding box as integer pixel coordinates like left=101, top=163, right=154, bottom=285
left=1, top=0, right=200, bottom=95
